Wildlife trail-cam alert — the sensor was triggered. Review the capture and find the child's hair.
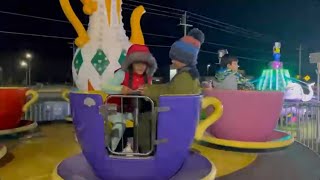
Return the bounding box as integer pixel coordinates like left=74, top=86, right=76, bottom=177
left=220, top=54, right=238, bottom=68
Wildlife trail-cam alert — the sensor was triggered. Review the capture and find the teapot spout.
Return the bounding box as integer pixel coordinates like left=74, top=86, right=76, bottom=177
left=130, top=5, right=146, bottom=45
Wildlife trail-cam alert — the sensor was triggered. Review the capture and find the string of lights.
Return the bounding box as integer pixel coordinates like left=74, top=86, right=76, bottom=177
left=0, top=30, right=295, bottom=64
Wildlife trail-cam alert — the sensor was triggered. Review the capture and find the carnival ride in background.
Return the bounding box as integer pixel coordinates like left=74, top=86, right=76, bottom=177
left=255, top=42, right=314, bottom=101
left=249, top=42, right=315, bottom=125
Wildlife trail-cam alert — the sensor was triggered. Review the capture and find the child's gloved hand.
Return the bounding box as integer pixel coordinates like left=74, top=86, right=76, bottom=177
left=137, top=86, right=146, bottom=95
left=121, top=86, right=133, bottom=95
left=238, top=82, right=255, bottom=91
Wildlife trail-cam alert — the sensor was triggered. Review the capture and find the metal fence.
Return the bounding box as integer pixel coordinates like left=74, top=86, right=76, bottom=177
left=101, top=95, right=155, bottom=157
left=24, top=101, right=70, bottom=122
left=23, top=89, right=71, bottom=122
left=278, top=101, right=320, bottom=154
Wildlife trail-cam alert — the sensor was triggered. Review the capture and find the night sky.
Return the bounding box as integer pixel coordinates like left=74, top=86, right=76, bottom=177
left=1, top=0, right=320, bottom=84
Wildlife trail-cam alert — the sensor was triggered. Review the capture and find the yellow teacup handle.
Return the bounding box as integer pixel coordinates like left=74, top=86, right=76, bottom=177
left=22, top=90, right=39, bottom=113
left=88, top=90, right=108, bottom=102
left=62, top=89, right=70, bottom=102
left=194, top=97, right=223, bottom=141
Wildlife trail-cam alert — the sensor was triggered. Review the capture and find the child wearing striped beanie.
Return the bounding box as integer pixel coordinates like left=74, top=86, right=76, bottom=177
left=142, top=28, right=205, bottom=104
left=138, top=28, right=205, bottom=153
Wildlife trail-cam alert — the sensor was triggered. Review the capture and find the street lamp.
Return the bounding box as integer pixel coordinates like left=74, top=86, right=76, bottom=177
left=20, top=60, right=28, bottom=85
left=25, top=52, right=32, bottom=86
left=0, top=66, right=3, bottom=85
left=207, top=64, right=211, bottom=76
left=26, top=53, right=32, bottom=59
left=20, top=60, right=27, bottom=67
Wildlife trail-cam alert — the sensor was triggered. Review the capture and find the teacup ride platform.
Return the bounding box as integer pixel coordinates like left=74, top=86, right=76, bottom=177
left=199, top=130, right=294, bottom=152
left=0, top=88, right=39, bottom=136
left=64, top=116, right=73, bottom=122
left=0, top=120, right=38, bottom=136
left=53, top=93, right=222, bottom=180
left=0, top=144, right=7, bottom=160
left=192, top=141, right=320, bottom=180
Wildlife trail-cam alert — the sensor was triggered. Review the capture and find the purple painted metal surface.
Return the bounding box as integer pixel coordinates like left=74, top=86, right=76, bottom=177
left=57, top=152, right=213, bottom=180
left=203, top=89, right=284, bottom=142
left=70, top=93, right=202, bottom=180
left=156, top=96, right=201, bottom=178
left=70, top=93, right=109, bottom=178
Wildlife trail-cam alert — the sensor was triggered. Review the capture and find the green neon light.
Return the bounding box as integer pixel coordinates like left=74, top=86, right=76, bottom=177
left=276, top=69, right=279, bottom=90
left=263, top=70, right=270, bottom=90
left=257, top=67, right=292, bottom=92
left=280, top=69, right=286, bottom=89
left=258, top=70, right=266, bottom=90
left=269, top=69, right=273, bottom=90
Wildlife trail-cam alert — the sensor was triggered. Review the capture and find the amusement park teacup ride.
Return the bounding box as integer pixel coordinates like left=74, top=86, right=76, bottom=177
left=53, top=92, right=221, bottom=180
left=0, top=87, right=39, bottom=160
left=201, top=89, right=294, bottom=151
left=53, top=87, right=295, bottom=180
left=0, top=87, right=39, bottom=134
left=52, top=0, right=295, bottom=178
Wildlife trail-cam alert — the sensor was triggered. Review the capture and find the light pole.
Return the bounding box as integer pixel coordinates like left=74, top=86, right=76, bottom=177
left=0, top=66, right=3, bottom=85
left=20, top=60, right=28, bottom=85
left=68, top=42, right=76, bottom=55
left=297, top=44, right=303, bottom=76
left=178, top=12, right=193, bottom=36
left=26, top=53, right=32, bottom=86
left=68, top=42, right=76, bottom=86
left=207, top=64, right=211, bottom=76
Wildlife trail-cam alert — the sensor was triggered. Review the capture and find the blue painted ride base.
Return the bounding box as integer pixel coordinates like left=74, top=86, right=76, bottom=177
left=55, top=152, right=215, bottom=180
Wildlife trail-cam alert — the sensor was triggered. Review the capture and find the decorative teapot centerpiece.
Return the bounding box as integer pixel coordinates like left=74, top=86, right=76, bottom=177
left=60, top=0, right=146, bottom=91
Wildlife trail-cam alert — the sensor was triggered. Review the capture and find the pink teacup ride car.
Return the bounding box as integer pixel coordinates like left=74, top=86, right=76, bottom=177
left=201, top=88, right=294, bottom=151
